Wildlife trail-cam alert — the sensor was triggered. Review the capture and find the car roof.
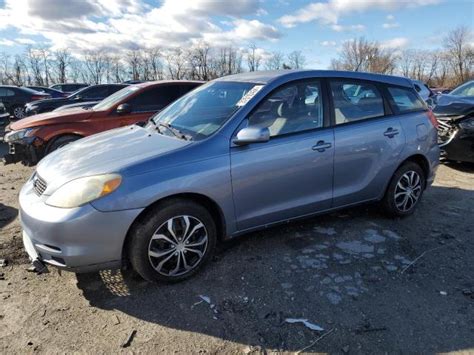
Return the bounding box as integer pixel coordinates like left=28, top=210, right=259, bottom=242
left=216, top=69, right=413, bottom=88
left=134, top=80, right=205, bottom=88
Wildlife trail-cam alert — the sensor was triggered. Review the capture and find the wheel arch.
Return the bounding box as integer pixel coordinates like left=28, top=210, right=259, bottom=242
left=122, top=192, right=227, bottom=263
left=45, top=133, right=84, bottom=152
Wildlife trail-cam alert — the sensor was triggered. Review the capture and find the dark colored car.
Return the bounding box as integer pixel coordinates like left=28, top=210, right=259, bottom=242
left=3, top=80, right=203, bottom=165
left=0, top=101, right=10, bottom=129
left=25, top=84, right=129, bottom=116
left=434, top=80, right=474, bottom=163
left=27, top=86, right=68, bottom=98
left=49, top=83, right=89, bottom=94
left=0, top=86, right=50, bottom=120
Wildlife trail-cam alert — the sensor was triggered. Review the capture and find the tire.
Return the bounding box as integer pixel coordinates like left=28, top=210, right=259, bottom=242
left=382, top=162, right=426, bottom=217
left=12, top=105, right=26, bottom=120
left=128, top=199, right=217, bottom=283
left=45, top=135, right=81, bottom=155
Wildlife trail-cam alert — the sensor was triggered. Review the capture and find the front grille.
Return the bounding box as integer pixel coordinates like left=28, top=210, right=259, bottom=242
left=33, top=174, right=47, bottom=196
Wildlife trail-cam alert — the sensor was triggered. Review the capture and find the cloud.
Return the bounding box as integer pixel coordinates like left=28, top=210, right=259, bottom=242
left=331, top=24, right=365, bottom=32
left=380, top=37, right=409, bottom=49
left=0, top=0, right=276, bottom=54
left=15, top=38, right=36, bottom=45
left=382, top=22, right=400, bottom=29
left=386, top=14, right=395, bottom=20
left=0, top=39, right=15, bottom=46
left=320, top=40, right=337, bottom=47
left=278, top=0, right=440, bottom=28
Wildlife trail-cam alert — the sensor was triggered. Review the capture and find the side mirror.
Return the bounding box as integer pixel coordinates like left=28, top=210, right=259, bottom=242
left=116, top=103, right=131, bottom=114
left=233, top=126, right=270, bottom=145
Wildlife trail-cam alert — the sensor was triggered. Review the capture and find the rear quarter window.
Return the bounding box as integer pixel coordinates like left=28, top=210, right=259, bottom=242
left=387, top=86, right=426, bottom=113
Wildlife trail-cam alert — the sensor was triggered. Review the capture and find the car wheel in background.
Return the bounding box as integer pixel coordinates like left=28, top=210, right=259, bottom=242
left=45, top=135, right=81, bottom=155
left=382, top=161, right=426, bottom=217
left=12, top=105, right=26, bottom=120
left=128, top=199, right=217, bottom=283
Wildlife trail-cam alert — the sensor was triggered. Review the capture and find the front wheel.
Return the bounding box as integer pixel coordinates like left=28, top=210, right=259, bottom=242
left=382, top=162, right=426, bottom=217
left=128, top=199, right=217, bottom=283
left=45, top=135, right=81, bottom=155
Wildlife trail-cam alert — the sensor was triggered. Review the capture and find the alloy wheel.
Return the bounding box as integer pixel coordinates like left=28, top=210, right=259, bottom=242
left=394, top=170, right=422, bottom=212
left=13, top=106, right=25, bottom=119
left=148, top=215, right=208, bottom=277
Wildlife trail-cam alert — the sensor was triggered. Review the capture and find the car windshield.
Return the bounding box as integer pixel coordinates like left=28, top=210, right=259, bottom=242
left=92, top=86, right=140, bottom=111
left=151, top=81, right=260, bottom=140
left=450, top=81, right=474, bottom=97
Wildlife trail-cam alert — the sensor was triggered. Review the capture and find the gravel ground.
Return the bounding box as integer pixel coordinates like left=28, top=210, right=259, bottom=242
left=0, top=147, right=473, bottom=354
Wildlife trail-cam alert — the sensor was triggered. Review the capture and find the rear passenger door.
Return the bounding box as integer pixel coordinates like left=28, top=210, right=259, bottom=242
left=330, top=79, right=405, bottom=207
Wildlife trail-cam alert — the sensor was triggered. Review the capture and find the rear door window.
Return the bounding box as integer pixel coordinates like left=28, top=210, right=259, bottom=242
left=387, top=86, right=426, bottom=113
left=128, top=86, right=182, bottom=112
left=80, top=86, right=111, bottom=99
left=330, top=80, right=385, bottom=125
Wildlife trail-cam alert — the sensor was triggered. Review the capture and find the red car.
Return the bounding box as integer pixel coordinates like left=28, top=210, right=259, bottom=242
left=3, top=81, right=203, bottom=165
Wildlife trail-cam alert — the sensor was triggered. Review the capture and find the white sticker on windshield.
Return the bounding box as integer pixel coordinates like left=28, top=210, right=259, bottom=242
left=236, top=85, right=264, bottom=107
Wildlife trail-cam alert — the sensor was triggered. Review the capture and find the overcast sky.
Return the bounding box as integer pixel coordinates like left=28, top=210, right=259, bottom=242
left=0, top=0, right=472, bottom=68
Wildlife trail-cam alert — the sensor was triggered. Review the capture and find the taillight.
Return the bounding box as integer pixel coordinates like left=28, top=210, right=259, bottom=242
left=427, top=110, right=439, bottom=128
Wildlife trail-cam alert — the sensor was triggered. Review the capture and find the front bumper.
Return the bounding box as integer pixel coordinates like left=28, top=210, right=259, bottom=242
left=20, top=177, right=143, bottom=273
left=2, top=135, right=43, bottom=166
left=437, top=119, right=474, bottom=163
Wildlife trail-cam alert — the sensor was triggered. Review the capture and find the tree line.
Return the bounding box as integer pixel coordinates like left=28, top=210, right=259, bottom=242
left=0, top=25, right=472, bottom=88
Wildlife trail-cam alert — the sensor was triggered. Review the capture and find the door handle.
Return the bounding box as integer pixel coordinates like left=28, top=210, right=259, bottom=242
left=312, top=140, right=332, bottom=152
left=383, top=127, right=399, bottom=138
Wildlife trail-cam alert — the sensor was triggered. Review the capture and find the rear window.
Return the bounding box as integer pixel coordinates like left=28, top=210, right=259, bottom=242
left=387, top=86, right=426, bottom=113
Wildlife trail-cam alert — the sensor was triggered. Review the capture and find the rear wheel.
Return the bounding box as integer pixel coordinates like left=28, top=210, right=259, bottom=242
left=12, top=105, right=26, bottom=120
left=382, top=162, right=426, bottom=217
left=45, top=135, right=81, bottom=155
left=128, top=199, right=217, bottom=283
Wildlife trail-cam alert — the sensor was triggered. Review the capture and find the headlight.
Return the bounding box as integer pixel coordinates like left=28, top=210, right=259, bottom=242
left=46, top=174, right=122, bottom=208
left=459, top=117, right=474, bottom=130
left=4, top=128, right=34, bottom=142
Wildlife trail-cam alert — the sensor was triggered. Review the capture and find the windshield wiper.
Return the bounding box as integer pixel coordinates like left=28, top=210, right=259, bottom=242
left=157, top=122, right=192, bottom=141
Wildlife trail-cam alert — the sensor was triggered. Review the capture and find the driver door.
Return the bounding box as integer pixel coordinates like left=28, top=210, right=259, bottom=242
left=230, top=79, right=334, bottom=231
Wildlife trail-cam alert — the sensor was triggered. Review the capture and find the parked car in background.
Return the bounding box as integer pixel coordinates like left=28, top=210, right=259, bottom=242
left=411, top=79, right=435, bottom=103
left=433, top=80, right=474, bottom=163
left=3, top=80, right=203, bottom=165
left=25, top=84, right=129, bottom=116
left=53, top=101, right=99, bottom=112
left=16, top=70, right=439, bottom=282
left=0, top=102, right=10, bottom=129
left=27, top=86, right=68, bottom=98
left=49, top=83, right=89, bottom=94
left=0, top=86, right=50, bottom=120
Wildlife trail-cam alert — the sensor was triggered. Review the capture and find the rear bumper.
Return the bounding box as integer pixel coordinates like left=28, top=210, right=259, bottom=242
left=19, top=178, right=143, bottom=273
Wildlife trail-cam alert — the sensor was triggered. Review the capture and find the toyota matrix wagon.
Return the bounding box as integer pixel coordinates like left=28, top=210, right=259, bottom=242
left=19, top=70, right=439, bottom=282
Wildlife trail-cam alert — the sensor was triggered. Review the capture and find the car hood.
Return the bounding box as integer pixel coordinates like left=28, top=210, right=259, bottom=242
left=432, top=94, right=474, bottom=118
left=10, top=109, right=94, bottom=129
left=36, top=125, right=191, bottom=193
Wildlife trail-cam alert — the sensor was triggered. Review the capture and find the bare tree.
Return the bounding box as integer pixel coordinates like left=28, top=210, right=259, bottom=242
left=84, top=50, right=108, bottom=84
left=287, top=50, right=306, bottom=69
left=246, top=44, right=261, bottom=72
left=165, top=48, right=188, bottom=79
left=215, top=46, right=242, bottom=76
left=53, top=48, right=72, bottom=83
left=330, top=37, right=397, bottom=74
left=144, top=47, right=163, bottom=80
left=25, top=47, right=44, bottom=85
left=444, top=25, right=473, bottom=84
left=265, top=51, right=284, bottom=70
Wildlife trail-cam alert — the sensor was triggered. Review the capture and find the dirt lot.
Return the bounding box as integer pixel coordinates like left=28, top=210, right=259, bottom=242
left=0, top=147, right=473, bottom=354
